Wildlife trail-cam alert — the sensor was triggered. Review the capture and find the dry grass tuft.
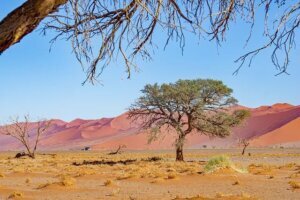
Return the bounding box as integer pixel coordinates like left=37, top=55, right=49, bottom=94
left=8, top=192, right=23, bottom=199
left=116, top=173, right=134, bottom=180
left=166, top=173, right=178, bottom=179
left=173, top=192, right=256, bottom=199
left=151, top=177, right=165, bottom=183
left=106, top=188, right=120, bottom=197
left=248, top=164, right=275, bottom=175
left=103, top=179, right=114, bottom=186
left=25, top=178, right=31, bottom=184
left=60, top=176, right=76, bottom=186
left=233, top=180, right=240, bottom=185
left=289, top=181, right=300, bottom=189
left=37, top=182, right=52, bottom=189
left=279, top=163, right=297, bottom=170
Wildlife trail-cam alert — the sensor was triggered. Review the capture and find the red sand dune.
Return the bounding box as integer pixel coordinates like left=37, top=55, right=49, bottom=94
left=0, top=103, right=299, bottom=151
left=251, top=117, right=300, bottom=147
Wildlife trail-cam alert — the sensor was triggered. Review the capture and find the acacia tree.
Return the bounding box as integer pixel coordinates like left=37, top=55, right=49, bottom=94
left=0, top=1, right=299, bottom=82
left=0, top=116, right=52, bottom=159
left=128, top=79, right=250, bottom=161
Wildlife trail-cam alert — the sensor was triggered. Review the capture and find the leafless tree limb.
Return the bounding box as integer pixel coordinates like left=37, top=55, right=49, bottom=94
left=0, top=115, right=52, bottom=159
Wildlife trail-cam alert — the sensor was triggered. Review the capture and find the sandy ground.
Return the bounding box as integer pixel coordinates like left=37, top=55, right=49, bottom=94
left=0, top=148, right=300, bottom=200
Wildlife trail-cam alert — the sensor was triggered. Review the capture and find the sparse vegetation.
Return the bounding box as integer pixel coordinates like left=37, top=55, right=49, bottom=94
left=289, top=181, right=300, bottom=189
left=204, top=155, right=247, bottom=174
left=248, top=164, right=275, bottom=176
left=233, top=180, right=240, bottom=185
left=0, top=150, right=298, bottom=199
left=103, top=179, right=114, bottom=186
left=60, top=176, right=76, bottom=187
left=8, top=192, right=23, bottom=199
left=167, top=173, right=178, bottom=180
left=173, top=193, right=256, bottom=200
left=25, top=178, right=31, bottom=184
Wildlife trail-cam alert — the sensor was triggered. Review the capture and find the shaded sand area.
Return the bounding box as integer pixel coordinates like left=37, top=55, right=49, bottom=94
left=0, top=149, right=300, bottom=199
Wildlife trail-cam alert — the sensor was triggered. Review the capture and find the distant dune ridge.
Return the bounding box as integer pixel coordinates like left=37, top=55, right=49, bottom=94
left=0, top=103, right=299, bottom=151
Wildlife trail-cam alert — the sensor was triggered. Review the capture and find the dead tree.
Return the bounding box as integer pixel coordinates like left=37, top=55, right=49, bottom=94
left=239, top=139, right=250, bottom=156
left=0, top=115, right=52, bottom=159
left=108, top=145, right=127, bottom=155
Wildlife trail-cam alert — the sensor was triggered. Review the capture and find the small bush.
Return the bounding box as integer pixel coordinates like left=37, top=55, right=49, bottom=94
left=60, top=176, right=76, bottom=187
left=167, top=173, right=177, bottom=179
left=289, top=181, right=300, bottom=189
left=248, top=164, right=274, bottom=175
left=141, top=156, right=162, bottom=162
left=25, top=178, right=31, bottom=184
left=8, top=192, right=23, bottom=199
left=204, top=155, right=247, bottom=174
left=104, top=179, right=113, bottom=186
left=232, top=180, right=240, bottom=185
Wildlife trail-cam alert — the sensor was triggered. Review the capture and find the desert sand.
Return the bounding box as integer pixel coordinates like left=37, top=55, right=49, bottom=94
left=0, top=148, right=300, bottom=200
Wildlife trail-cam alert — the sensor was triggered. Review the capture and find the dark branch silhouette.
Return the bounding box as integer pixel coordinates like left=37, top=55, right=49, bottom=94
left=0, top=115, right=52, bottom=159
left=1, top=1, right=298, bottom=82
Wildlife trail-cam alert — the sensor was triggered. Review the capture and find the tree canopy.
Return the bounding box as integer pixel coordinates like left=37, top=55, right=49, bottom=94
left=0, top=1, right=298, bottom=82
left=128, top=79, right=250, bottom=161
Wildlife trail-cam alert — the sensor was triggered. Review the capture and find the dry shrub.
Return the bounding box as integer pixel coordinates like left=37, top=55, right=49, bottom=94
left=116, top=173, right=134, bottom=180
left=204, top=155, right=247, bottom=174
left=25, top=178, right=31, bottom=184
left=248, top=164, right=275, bottom=175
left=60, top=176, right=76, bottom=186
left=8, top=192, right=23, bottom=199
left=37, top=182, right=52, bottom=189
left=232, top=180, right=240, bottom=185
left=289, top=171, right=300, bottom=179
left=279, top=163, right=297, bottom=170
left=289, top=181, right=300, bottom=189
left=74, top=168, right=96, bottom=177
left=151, top=177, right=165, bottom=183
left=173, top=192, right=256, bottom=199
left=104, top=179, right=114, bottom=186
left=106, top=188, right=120, bottom=197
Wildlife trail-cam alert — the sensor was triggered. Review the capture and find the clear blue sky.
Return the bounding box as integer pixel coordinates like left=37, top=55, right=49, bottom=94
left=0, top=1, right=299, bottom=122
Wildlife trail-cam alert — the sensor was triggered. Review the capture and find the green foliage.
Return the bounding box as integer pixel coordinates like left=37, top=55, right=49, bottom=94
left=129, top=79, right=248, bottom=137
left=204, top=155, right=248, bottom=174
left=128, top=78, right=250, bottom=161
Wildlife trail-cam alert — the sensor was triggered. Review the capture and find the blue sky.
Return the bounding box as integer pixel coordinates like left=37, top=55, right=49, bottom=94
left=0, top=1, right=299, bottom=122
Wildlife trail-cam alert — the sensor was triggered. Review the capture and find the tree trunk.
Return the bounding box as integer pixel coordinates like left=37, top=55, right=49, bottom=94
left=242, top=145, right=248, bottom=155
left=28, top=153, right=35, bottom=159
left=176, top=142, right=184, bottom=161
left=176, top=145, right=184, bottom=161
left=0, top=0, right=67, bottom=54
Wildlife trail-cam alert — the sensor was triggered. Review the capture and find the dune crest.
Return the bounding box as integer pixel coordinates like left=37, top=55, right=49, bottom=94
left=0, top=103, right=299, bottom=150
